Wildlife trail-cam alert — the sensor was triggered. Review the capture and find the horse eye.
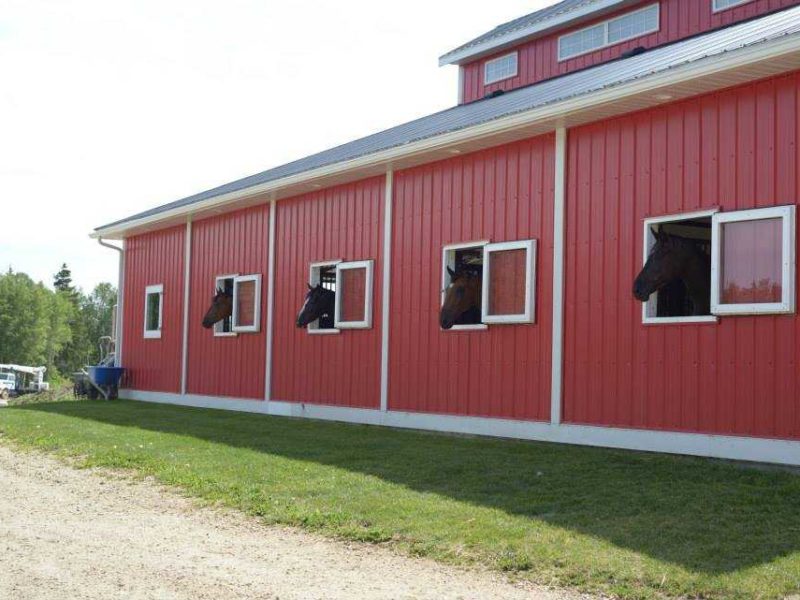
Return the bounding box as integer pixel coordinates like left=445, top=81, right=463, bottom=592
left=455, top=288, right=465, bottom=298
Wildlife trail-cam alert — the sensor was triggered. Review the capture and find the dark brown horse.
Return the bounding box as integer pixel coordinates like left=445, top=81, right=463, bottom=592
left=202, top=287, right=233, bottom=329
left=296, top=284, right=336, bottom=328
left=633, top=228, right=710, bottom=315
left=440, top=266, right=482, bottom=329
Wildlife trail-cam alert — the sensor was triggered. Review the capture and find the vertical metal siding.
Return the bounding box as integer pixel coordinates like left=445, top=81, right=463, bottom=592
left=121, top=225, right=185, bottom=392
left=563, top=72, right=800, bottom=440
left=272, top=178, right=384, bottom=408
left=186, top=204, right=270, bottom=399
left=461, top=0, right=799, bottom=103
left=389, top=135, right=554, bottom=420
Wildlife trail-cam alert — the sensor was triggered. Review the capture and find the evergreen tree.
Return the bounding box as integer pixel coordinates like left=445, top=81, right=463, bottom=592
left=53, top=263, right=75, bottom=294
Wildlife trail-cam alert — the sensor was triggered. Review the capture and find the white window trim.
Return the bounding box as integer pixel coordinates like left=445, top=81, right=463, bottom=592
left=334, top=260, right=374, bottom=330
left=481, top=239, right=536, bottom=325
left=711, top=205, right=796, bottom=316
left=483, top=52, right=518, bottom=85
left=213, top=274, right=238, bottom=337
left=557, top=3, right=660, bottom=62
left=641, top=209, right=719, bottom=325
left=712, top=0, right=755, bottom=13
left=232, top=274, right=262, bottom=333
left=441, top=241, right=489, bottom=332
left=308, top=260, right=341, bottom=335
left=143, top=284, right=163, bottom=339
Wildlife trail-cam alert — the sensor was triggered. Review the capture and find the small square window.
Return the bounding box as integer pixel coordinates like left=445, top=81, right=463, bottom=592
left=232, top=274, right=261, bottom=333
left=143, top=284, right=163, bottom=339
left=213, top=275, right=237, bottom=336
left=307, top=261, right=340, bottom=334
left=482, top=240, right=536, bottom=324
left=334, top=260, right=374, bottom=329
left=711, top=206, right=796, bottom=315
left=484, top=52, right=518, bottom=85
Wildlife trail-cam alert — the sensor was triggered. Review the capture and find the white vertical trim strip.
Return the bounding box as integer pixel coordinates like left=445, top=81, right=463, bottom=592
left=550, top=127, right=567, bottom=425
left=116, top=240, right=125, bottom=367
left=264, top=199, right=277, bottom=402
left=380, top=171, right=393, bottom=412
left=457, top=67, right=465, bottom=105
left=180, top=219, right=192, bottom=395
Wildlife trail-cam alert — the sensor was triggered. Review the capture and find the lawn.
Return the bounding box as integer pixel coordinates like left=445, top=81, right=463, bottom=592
left=1, top=399, right=799, bottom=599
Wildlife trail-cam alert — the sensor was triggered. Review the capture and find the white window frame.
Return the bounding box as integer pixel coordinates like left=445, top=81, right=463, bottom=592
left=232, top=274, right=261, bottom=333
left=641, top=209, right=719, bottom=325
left=711, top=205, right=796, bottom=316
left=307, top=260, right=341, bottom=335
left=481, top=239, right=536, bottom=325
left=143, top=284, right=163, bottom=339
left=483, top=52, right=518, bottom=85
left=441, top=241, right=489, bottom=332
left=334, top=260, right=374, bottom=330
left=557, top=3, right=660, bottom=62
left=712, top=0, right=754, bottom=13
left=213, top=274, right=238, bottom=337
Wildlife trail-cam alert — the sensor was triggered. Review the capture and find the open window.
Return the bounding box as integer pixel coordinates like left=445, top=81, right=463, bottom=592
left=334, top=260, right=374, bottom=329
left=441, top=241, right=488, bottom=330
left=214, top=275, right=237, bottom=336
left=482, top=240, right=536, bottom=324
left=711, top=205, right=796, bottom=315
left=308, top=261, right=340, bottom=334
left=143, top=284, right=163, bottom=339
left=232, top=274, right=261, bottom=333
left=642, top=210, right=716, bottom=324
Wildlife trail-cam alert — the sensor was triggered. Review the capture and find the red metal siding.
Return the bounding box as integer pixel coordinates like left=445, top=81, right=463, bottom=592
left=121, top=226, right=185, bottom=393
left=272, top=178, right=384, bottom=408
left=389, top=135, right=554, bottom=420
left=461, top=0, right=799, bottom=103
left=563, top=72, right=800, bottom=440
left=186, top=204, right=270, bottom=399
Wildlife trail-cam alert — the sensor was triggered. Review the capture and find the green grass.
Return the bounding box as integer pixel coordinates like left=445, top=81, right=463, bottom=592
left=1, top=399, right=799, bottom=599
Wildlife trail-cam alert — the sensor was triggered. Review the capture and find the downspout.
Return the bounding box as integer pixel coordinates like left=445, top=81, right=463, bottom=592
left=97, top=237, right=125, bottom=368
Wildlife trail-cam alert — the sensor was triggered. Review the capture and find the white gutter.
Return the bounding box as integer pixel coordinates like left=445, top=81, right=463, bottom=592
left=92, top=32, right=800, bottom=240
left=97, top=238, right=125, bottom=367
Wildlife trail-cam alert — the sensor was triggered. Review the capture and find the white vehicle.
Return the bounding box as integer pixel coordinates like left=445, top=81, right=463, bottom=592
left=0, top=372, right=14, bottom=404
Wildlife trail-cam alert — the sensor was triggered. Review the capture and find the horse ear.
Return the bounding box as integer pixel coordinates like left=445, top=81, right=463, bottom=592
left=447, top=266, right=456, bottom=279
left=307, top=283, right=313, bottom=290
left=651, top=226, right=663, bottom=242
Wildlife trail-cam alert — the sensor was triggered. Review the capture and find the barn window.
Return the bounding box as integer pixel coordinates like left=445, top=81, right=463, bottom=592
left=484, top=52, right=518, bottom=85
left=482, top=240, right=536, bottom=324
left=308, top=261, right=340, bottom=334
left=214, top=275, right=237, bottom=336
left=334, top=260, right=374, bottom=329
left=143, top=284, right=163, bottom=339
left=711, top=206, right=796, bottom=315
left=441, top=241, right=488, bottom=330
left=558, top=3, right=659, bottom=61
left=232, top=274, right=261, bottom=333
left=712, top=0, right=754, bottom=12
left=641, top=211, right=716, bottom=324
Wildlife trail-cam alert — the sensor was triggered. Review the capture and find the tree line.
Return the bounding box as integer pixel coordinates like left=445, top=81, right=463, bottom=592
left=0, top=264, right=117, bottom=380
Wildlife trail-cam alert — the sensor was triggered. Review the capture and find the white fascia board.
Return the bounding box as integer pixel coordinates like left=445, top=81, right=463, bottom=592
left=438, top=0, right=633, bottom=66
left=92, top=34, right=800, bottom=241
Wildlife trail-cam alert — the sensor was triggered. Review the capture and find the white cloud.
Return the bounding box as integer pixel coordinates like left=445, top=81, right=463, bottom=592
left=0, top=0, right=553, bottom=291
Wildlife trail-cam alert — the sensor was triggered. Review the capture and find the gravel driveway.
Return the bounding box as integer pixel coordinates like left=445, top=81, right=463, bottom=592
left=0, top=445, right=585, bottom=600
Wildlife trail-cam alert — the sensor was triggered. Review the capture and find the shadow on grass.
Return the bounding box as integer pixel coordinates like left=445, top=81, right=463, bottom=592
left=12, top=399, right=800, bottom=575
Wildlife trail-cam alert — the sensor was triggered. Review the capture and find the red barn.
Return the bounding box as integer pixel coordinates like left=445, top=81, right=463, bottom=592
left=94, top=0, right=800, bottom=466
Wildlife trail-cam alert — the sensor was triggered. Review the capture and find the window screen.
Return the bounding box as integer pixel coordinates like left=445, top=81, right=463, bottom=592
left=484, top=52, right=518, bottom=85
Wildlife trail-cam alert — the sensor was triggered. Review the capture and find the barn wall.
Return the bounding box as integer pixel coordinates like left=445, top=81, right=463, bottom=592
left=186, top=204, right=270, bottom=399
left=563, top=72, right=800, bottom=440
left=461, top=0, right=799, bottom=104
left=389, top=135, right=555, bottom=420
left=272, top=178, right=385, bottom=408
left=121, top=225, right=185, bottom=393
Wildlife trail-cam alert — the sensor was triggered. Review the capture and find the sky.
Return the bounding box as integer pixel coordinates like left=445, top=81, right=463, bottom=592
left=0, top=0, right=555, bottom=292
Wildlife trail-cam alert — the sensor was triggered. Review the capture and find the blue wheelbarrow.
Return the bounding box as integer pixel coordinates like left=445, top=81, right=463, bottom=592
left=83, top=366, right=125, bottom=400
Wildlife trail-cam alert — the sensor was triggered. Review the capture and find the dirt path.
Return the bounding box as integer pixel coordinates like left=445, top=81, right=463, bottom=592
left=0, top=446, right=586, bottom=600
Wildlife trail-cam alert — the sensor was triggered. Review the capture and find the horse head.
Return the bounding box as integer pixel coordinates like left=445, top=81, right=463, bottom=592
left=296, top=283, right=335, bottom=328
left=202, top=287, right=233, bottom=329
left=440, top=265, right=482, bottom=330
left=633, top=227, right=710, bottom=314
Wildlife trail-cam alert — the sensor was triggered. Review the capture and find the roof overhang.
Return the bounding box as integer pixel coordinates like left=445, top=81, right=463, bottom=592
left=93, top=33, right=800, bottom=240
left=438, top=0, right=640, bottom=67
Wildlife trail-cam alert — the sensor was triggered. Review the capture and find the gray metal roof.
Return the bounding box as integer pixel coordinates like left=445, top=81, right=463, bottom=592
left=97, top=6, right=800, bottom=232
left=439, top=0, right=602, bottom=64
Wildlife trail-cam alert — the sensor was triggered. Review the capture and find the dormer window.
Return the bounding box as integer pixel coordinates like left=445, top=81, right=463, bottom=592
left=484, top=52, right=518, bottom=85
left=558, top=3, right=659, bottom=61
left=712, top=0, right=754, bottom=11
